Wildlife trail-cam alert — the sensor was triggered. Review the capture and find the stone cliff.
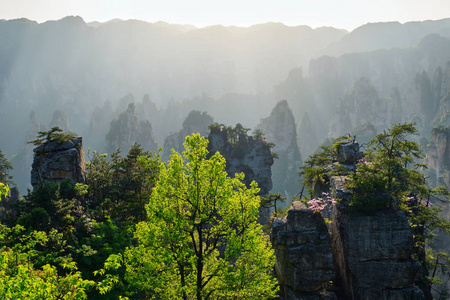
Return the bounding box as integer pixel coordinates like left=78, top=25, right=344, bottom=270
left=271, top=201, right=336, bottom=299
left=327, top=195, right=424, bottom=300
left=106, top=102, right=158, bottom=154
left=257, top=100, right=302, bottom=199
left=208, top=124, right=274, bottom=196
left=271, top=144, right=426, bottom=300
left=427, top=127, right=450, bottom=188
left=31, top=137, right=86, bottom=190
left=162, top=110, right=214, bottom=161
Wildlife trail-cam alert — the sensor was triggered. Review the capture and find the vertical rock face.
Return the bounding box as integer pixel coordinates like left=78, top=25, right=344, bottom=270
left=426, top=128, right=450, bottom=296
left=257, top=100, right=302, bottom=199
left=49, top=109, right=76, bottom=134
left=31, top=137, right=86, bottom=190
left=331, top=77, right=387, bottom=138
left=208, top=126, right=274, bottom=196
left=427, top=127, right=450, bottom=188
left=106, top=103, right=158, bottom=153
left=328, top=202, right=424, bottom=300
left=270, top=146, right=426, bottom=300
left=327, top=151, right=424, bottom=299
left=162, top=110, right=214, bottom=161
left=298, top=112, right=320, bottom=159
left=271, top=201, right=336, bottom=300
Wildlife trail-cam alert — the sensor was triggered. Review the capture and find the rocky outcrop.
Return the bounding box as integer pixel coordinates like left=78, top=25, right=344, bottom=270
left=49, top=109, right=76, bottom=135
left=163, top=110, right=214, bottom=161
left=328, top=199, right=424, bottom=300
left=427, top=127, right=450, bottom=188
left=105, top=102, right=158, bottom=153
left=426, top=128, right=450, bottom=296
left=271, top=201, right=336, bottom=300
left=208, top=124, right=274, bottom=196
left=331, top=77, right=388, bottom=138
left=327, top=148, right=424, bottom=299
left=336, top=142, right=362, bottom=165
left=272, top=146, right=426, bottom=300
left=297, top=112, right=320, bottom=159
left=257, top=100, right=302, bottom=199
left=31, top=137, right=86, bottom=190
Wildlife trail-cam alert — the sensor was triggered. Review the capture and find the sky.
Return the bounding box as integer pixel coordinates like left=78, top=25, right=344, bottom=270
left=0, top=0, right=449, bottom=31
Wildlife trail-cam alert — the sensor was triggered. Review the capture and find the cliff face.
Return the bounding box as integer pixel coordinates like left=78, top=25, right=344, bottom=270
left=271, top=150, right=425, bottom=300
left=328, top=198, right=424, bottom=300
left=162, top=110, right=214, bottom=161
left=31, top=137, right=86, bottom=190
left=257, top=100, right=302, bottom=199
left=427, top=127, right=450, bottom=188
left=208, top=126, right=273, bottom=196
left=327, top=154, right=424, bottom=299
left=330, top=77, right=399, bottom=138
left=271, top=201, right=336, bottom=299
left=105, top=103, right=158, bottom=153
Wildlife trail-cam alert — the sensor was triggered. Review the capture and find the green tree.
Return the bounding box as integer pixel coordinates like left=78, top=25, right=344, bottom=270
left=85, top=143, right=160, bottom=222
left=299, top=136, right=348, bottom=198
left=0, top=224, right=95, bottom=299
left=347, top=123, right=424, bottom=210
left=120, top=134, right=278, bottom=299
left=28, top=126, right=75, bottom=146
left=346, top=123, right=450, bottom=297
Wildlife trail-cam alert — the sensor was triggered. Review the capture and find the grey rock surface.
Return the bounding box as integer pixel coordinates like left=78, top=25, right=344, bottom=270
left=31, top=137, right=86, bottom=189
left=271, top=201, right=335, bottom=299
left=328, top=199, right=424, bottom=300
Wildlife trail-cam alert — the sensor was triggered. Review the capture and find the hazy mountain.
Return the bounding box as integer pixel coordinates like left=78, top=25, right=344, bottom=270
left=3, top=16, right=450, bottom=195
left=323, top=18, right=450, bottom=57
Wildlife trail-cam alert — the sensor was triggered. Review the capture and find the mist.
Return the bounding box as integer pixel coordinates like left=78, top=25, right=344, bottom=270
left=1, top=16, right=450, bottom=194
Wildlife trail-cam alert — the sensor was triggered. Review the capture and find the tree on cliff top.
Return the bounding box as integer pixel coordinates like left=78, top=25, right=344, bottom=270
left=118, top=133, right=278, bottom=299
left=28, top=127, right=75, bottom=146
left=346, top=123, right=450, bottom=297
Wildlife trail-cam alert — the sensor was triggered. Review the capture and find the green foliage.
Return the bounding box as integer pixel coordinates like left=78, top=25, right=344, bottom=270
left=17, top=181, right=83, bottom=233
left=261, top=193, right=287, bottom=213
left=346, top=122, right=450, bottom=294
left=85, top=143, right=160, bottom=222
left=28, top=126, right=75, bottom=146
left=0, top=224, right=95, bottom=299
left=209, top=123, right=276, bottom=160
left=347, top=123, right=424, bottom=210
left=119, top=134, right=278, bottom=299
left=0, top=149, right=13, bottom=184
left=299, top=136, right=348, bottom=198
left=0, top=182, right=9, bottom=198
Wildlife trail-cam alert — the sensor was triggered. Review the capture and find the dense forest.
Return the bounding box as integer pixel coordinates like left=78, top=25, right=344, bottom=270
left=0, top=16, right=450, bottom=299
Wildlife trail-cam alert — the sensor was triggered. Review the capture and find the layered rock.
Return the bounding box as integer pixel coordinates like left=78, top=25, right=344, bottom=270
left=49, top=109, right=76, bottom=135
left=427, top=127, right=450, bottom=188
left=297, top=112, right=320, bottom=159
left=208, top=125, right=274, bottom=196
left=328, top=200, right=424, bottom=300
left=105, top=102, right=158, bottom=153
left=31, top=137, right=86, bottom=189
left=271, top=145, right=426, bottom=300
left=163, top=110, right=214, bottom=161
left=327, top=148, right=424, bottom=299
left=257, top=100, right=302, bottom=199
left=331, top=77, right=387, bottom=137
left=271, top=201, right=336, bottom=300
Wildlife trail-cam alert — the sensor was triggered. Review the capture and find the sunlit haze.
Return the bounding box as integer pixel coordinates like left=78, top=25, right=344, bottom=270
left=1, top=0, right=449, bottom=30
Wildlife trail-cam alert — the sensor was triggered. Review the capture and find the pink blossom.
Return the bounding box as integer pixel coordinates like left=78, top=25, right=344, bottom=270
left=307, top=194, right=336, bottom=212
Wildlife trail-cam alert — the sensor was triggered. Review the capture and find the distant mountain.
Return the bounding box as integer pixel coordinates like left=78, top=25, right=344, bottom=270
left=322, top=18, right=450, bottom=57
left=0, top=16, right=347, bottom=155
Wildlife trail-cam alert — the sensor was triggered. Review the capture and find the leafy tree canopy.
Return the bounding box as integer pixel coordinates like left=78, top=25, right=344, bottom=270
left=119, top=134, right=278, bottom=299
